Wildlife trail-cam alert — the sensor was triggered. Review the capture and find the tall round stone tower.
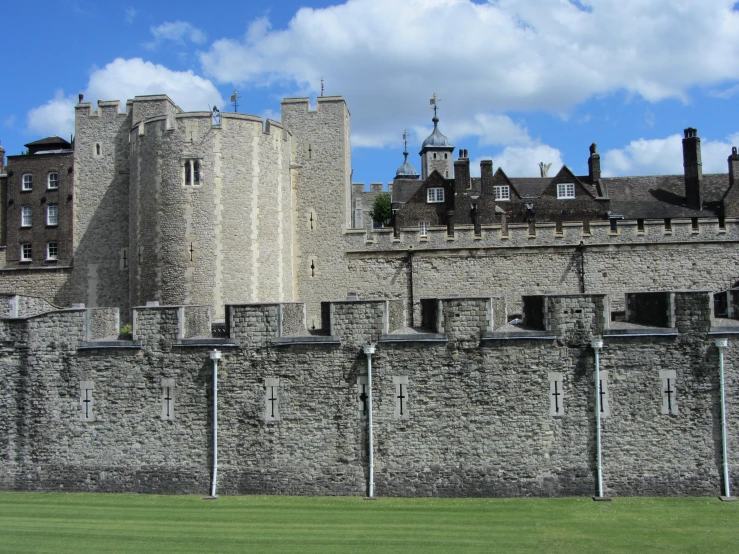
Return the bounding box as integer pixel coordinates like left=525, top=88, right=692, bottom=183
left=128, top=96, right=294, bottom=318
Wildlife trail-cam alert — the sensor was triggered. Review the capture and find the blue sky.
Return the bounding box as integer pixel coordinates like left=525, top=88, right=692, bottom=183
left=2, top=0, right=739, bottom=184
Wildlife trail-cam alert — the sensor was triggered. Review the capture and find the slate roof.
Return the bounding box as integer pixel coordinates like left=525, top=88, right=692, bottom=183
left=392, top=179, right=426, bottom=203
left=604, top=174, right=728, bottom=218
left=24, top=136, right=72, bottom=149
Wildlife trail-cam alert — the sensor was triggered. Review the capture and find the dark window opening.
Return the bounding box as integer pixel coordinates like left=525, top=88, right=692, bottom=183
left=691, top=217, right=699, bottom=231
left=637, top=219, right=644, bottom=232
left=610, top=219, right=618, bottom=232
left=664, top=218, right=671, bottom=230
left=719, top=216, right=726, bottom=229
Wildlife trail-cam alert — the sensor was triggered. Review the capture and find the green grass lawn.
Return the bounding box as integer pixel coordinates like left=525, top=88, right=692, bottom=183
left=0, top=493, right=736, bottom=553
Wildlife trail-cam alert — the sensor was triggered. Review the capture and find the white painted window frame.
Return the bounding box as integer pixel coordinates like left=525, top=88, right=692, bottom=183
left=557, top=183, right=576, bottom=199
left=21, top=174, right=33, bottom=191
left=20, top=243, right=32, bottom=262
left=46, top=242, right=58, bottom=261
left=21, top=206, right=32, bottom=227
left=47, top=172, right=59, bottom=190
left=46, top=205, right=58, bottom=226
left=494, top=185, right=510, bottom=201
left=419, top=221, right=429, bottom=237
left=427, top=187, right=445, bottom=203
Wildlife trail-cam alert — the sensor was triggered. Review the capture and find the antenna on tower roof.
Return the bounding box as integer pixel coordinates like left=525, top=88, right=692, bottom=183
left=321, top=77, right=324, bottom=97
left=230, top=90, right=240, bottom=113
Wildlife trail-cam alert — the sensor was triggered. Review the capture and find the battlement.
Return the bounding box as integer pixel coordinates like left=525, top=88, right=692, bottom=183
left=75, top=100, right=129, bottom=118
left=346, top=217, right=739, bottom=249
left=0, top=291, right=725, bottom=352
left=281, top=96, right=348, bottom=114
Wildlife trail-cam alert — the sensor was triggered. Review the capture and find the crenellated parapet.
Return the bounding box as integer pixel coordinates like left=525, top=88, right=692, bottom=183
left=347, top=217, right=739, bottom=251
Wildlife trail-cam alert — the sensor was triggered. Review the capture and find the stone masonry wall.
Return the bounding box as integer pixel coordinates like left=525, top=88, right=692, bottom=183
left=283, top=97, right=352, bottom=329
left=1, top=296, right=737, bottom=497
left=73, top=100, right=131, bottom=311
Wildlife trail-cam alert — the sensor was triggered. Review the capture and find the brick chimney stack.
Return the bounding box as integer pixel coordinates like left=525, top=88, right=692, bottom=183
left=480, top=159, right=493, bottom=190
left=588, top=142, right=600, bottom=182
left=454, top=148, right=470, bottom=189
left=0, top=141, right=5, bottom=172
left=729, top=146, right=739, bottom=189
left=682, top=128, right=702, bottom=210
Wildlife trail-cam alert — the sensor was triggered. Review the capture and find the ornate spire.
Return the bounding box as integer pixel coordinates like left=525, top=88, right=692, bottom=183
left=395, top=129, right=419, bottom=178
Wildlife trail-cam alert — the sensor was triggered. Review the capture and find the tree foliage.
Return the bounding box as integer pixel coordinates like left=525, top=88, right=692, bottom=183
left=369, top=193, right=392, bottom=227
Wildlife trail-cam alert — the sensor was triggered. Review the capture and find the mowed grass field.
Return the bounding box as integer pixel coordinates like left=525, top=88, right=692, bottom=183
left=0, top=493, right=737, bottom=553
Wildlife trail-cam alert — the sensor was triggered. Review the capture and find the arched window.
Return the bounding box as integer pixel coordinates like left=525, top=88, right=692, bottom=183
left=193, top=161, right=200, bottom=184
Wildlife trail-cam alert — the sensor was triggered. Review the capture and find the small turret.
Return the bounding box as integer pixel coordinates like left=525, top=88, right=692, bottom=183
left=419, top=93, right=454, bottom=179
left=395, top=130, right=419, bottom=179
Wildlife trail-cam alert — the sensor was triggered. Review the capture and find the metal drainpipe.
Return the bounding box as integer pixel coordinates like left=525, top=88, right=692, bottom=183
left=715, top=338, right=732, bottom=499
left=209, top=349, right=222, bottom=498
left=408, top=248, right=414, bottom=328
left=364, top=344, right=376, bottom=498
left=591, top=338, right=605, bottom=499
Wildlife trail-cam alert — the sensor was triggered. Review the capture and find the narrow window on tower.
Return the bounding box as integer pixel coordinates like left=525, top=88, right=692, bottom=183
left=393, top=376, right=409, bottom=420
left=193, top=161, right=201, bottom=184
left=161, top=378, right=175, bottom=421
left=548, top=372, right=565, bottom=417
left=659, top=370, right=678, bottom=415
left=80, top=381, right=95, bottom=422
left=120, top=247, right=129, bottom=270
left=265, top=378, right=280, bottom=422
left=357, top=376, right=368, bottom=419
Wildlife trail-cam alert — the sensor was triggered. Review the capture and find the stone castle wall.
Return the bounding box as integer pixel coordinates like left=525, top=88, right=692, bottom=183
left=0, top=292, right=737, bottom=497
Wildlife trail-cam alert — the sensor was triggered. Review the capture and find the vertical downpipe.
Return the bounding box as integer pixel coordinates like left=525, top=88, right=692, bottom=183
left=715, top=339, right=733, bottom=500
left=364, top=344, right=376, bottom=498
left=408, top=247, right=414, bottom=328
left=591, top=338, right=606, bottom=499
left=209, top=349, right=222, bottom=498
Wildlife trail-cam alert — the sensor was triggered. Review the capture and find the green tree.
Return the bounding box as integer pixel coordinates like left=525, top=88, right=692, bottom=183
left=369, top=193, right=392, bottom=227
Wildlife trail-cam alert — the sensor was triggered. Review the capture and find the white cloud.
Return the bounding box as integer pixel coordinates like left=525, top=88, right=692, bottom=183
left=470, top=145, right=564, bottom=178
left=27, top=91, right=76, bottom=139
left=602, top=132, right=739, bottom=177
left=26, top=59, right=225, bottom=139
left=199, top=0, right=739, bottom=148
left=125, top=7, right=137, bottom=24
left=147, top=21, right=207, bottom=49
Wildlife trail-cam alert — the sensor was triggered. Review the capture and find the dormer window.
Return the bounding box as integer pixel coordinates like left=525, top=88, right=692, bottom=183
left=557, top=183, right=575, bottom=199
left=427, top=187, right=445, bottom=203
left=22, top=174, right=33, bottom=191
left=494, top=185, right=510, bottom=201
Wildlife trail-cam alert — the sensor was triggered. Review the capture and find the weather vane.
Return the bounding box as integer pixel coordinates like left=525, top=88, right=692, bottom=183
left=321, top=78, right=324, bottom=97
left=230, top=90, right=240, bottom=113
left=403, top=129, right=408, bottom=151
left=429, top=93, right=440, bottom=117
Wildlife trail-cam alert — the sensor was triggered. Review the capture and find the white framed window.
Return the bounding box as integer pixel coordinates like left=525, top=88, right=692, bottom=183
left=419, top=221, right=429, bottom=237
left=47, top=172, right=59, bottom=190
left=46, top=205, right=59, bottom=226
left=21, top=174, right=33, bottom=191
left=183, top=159, right=202, bottom=186
left=494, top=185, right=510, bottom=201
left=557, top=183, right=575, bottom=199
left=20, top=244, right=32, bottom=262
left=46, top=242, right=58, bottom=261
left=21, top=206, right=32, bottom=227
left=427, top=187, right=445, bottom=203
